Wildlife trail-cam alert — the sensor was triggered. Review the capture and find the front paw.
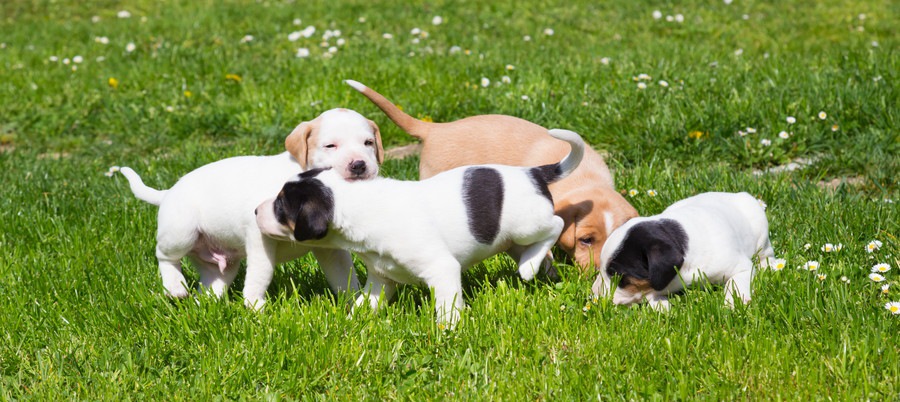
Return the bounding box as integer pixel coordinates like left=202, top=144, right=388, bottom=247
left=243, top=297, right=266, bottom=312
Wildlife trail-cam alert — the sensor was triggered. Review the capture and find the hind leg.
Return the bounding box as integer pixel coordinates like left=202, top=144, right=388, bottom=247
left=156, top=236, right=196, bottom=299
left=243, top=232, right=278, bottom=311
left=724, top=259, right=755, bottom=308
left=514, top=216, right=564, bottom=281
left=507, top=246, right=557, bottom=280
left=313, top=248, right=361, bottom=293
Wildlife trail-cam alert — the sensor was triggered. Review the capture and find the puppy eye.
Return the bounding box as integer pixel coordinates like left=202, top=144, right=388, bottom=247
left=578, top=237, right=594, bottom=247
left=364, top=139, right=374, bottom=146
left=324, top=144, right=337, bottom=149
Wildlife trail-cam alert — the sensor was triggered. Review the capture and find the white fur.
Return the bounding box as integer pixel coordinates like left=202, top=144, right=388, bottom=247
left=591, top=192, right=776, bottom=310
left=257, top=129, right=585, bottom=327
left=120, top=108, right=380, bottom=309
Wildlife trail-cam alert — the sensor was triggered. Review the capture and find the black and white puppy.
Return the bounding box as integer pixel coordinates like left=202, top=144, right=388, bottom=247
left=256, top=129, right=585, bottom=327
left=591, top=192, right=776, bottom=310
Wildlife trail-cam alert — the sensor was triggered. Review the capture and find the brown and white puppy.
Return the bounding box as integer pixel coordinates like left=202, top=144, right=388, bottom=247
left=345, top=80, right=638, bottom=274
left=119, top=108, right=382, bottom=309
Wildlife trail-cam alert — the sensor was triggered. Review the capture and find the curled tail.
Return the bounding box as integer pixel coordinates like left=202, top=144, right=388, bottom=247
left=119, top=167, right=166, bottom=206
left=530, top=129, right=585, bottom=184
left=345, top=80, right=432, bottom=139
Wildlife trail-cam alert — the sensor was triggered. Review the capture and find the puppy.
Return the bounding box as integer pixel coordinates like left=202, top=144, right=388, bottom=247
left=119, top=108, right=383, bottom=309
left=256, top=129, right=585, bottom=327
left=343, top=80, right=638, bottom=274
left=590, top=192, right=776, bottom=310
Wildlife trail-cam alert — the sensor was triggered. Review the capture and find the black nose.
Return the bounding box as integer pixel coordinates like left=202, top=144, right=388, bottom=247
left=349, top=160, right=366, bottom=175
left=254, top=207, right=258, bottom=216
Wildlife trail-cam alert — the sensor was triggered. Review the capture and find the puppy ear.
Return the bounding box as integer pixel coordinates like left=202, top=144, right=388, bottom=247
left=645, top=242, right=684, bottom=290
left=285, top=122, right=313, bottom=169
left=367, top=119, right=384, bottom=164
left=291, top=180, right=334, bottom=241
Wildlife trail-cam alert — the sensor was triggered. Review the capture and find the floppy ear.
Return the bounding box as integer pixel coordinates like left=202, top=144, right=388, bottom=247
left=291, top=180, right=334, bottom=242
left=285, top=122, right=313, bottom=169
left=645, top=242, right=683, bottom=290
left=367, top=119, right=384, bottom=164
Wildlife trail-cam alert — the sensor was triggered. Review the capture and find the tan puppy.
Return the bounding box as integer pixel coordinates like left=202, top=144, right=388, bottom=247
left=345, top=80, right=638, bottom=273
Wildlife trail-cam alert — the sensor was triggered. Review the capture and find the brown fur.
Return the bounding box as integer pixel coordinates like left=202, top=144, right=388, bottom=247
left=351, top=82, right=638, bottom=272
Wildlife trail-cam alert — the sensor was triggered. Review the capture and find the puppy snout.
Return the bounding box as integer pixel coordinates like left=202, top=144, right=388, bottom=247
left=349, top=160, right=367, bottom=175
left=254, top=207, right=258, bottom=216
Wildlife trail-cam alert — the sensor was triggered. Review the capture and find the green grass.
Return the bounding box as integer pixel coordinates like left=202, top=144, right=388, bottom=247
left=1, top=0, right=898, bottom=399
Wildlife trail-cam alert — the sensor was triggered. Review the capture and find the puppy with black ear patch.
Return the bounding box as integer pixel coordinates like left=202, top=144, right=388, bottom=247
left=591, top=192, right=776, bottom=310
left=256, top=129, right=586, bottom=328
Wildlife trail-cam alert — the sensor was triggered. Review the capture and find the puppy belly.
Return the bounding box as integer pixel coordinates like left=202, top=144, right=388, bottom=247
left=192, top=233, right=243, bottom=272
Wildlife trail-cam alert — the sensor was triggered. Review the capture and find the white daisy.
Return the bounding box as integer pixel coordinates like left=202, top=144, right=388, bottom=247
left=778, top=131, right=790, bottom=139
left=382, top=33, right=394, bottom=39
left=501, top=76, right=511, bottom=84
left=652, top=10, right=662, bottom=19
left=674, top=14, right=684, bottom=23
left=646, top=189, right=657, bottom=197
left=760, top=139, right=771, bottom=146
left=628, top=189, right=638, bottom=197
left=543, top=28, right=554, bottom=36
left=882, top=284, right=891, bottom=294
left=293, top=18, right=302, bottom=26
left=866, top=240, right=883, bottom=253
left=786, top=116, right=796, bottom=124
left=117, top=10, right=132, bottom=18
left=637, top=82, right=647, bottom=89
left=818, top=111, right=827, bottom=120
left=301, top=26, right=316, bottom=38
left=240, top=35, right=254, bottom=43
left=872, top=263, right=891, bottom=273
left=72, top=55, right=83, bottom=64
left=288, top=31, right=302, bottom=41
left=771, top=258, right=786, bottom=271
left=869, top=273, right=885, bottom=282
left=803, top=261, right=819, bottom=271
left=126, top=42, right=136, bottom=52
left=295, top=47, right=310, bottom=58
left=658, top=80, right=669, bottom=87
left=523, top=35, right=531, bottom=41
left=884, top=302, right=900, bottom=315
left=821, top=243, right=835, bottom=253
left=600, top=57, right=610, bottom=65
left=480, top=77, right=490, bottom=87
left=432, top=16, right=443, bottom=25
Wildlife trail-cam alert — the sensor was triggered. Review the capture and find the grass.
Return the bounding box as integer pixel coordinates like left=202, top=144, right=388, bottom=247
left=1, top=0, right=898, bottom=399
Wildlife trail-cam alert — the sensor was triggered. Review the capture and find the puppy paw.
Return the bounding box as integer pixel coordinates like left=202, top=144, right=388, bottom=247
left=163, top=282, right=190, bottom=299
left=243, top=297, right=266, bottom=312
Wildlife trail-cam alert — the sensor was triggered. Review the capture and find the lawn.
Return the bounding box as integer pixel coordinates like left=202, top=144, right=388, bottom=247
left=1, top=0, right=898, bottom=399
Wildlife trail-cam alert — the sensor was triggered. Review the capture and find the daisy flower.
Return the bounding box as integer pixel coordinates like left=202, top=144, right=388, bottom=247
left=628, top=189, right=638, bottom=197
left=778, top=131, right=790, bottom=139
left=872, top=263, right=891, bottom=273
left=803, top=261, right=819, bottom=271
left=786, top=116, right=796, bottom=124
left=646, top=189, right=658, bottom=197
left=117, top=10, right=132, bottom=18
left=506, top=64, right=515, bottom=70
left=760, top=139, right=771, bottom=146
left=410, top=27, right=421, bottom=36
left=885, top=302, right=900, bottom=315
left=866, top=240, right=883, bottom=253
left=480, top=77, right=490, bottom=87
left=817, top=274, right=827, bottom=281
left=737, top=130, right=747, bottom=137
left=95, top=36, right=110, bottom=45
left=600, top=57, right=610, bottom=65
left=636, top=73, right=652, bottom=81
left=869, top=273, right=885, bottom=282
left=72, top=55, right=83, bottom=63
left=757, top=198, right=767, bottom=210
left=840, top=276, right=850, bottom=283
left=804, top=243, right=812, bottom=250
left=882, top=284, right=891, bottom=294
left=831, top=124, right=839, bottom=132
left=523, top=35, right=531, bottom=41
left=746, top=127, right=757, bottom=134
left=652, top=10, right=662, bottom=20
left=432, top=16, right=443, bottom=25
left=674, top=14, right=684, bottom=23
left=659, top=80, right=669, bottom=87
left=296, top=48, right=310, bottom=58
left=734, top=48, right=743, bottom=56
left=240, top=35, right=254, bottom=43
left=771, top=258, right=786, bottom=271
left=637, top=82, right=647, bottom=89
left=301, top=26, right=316, bottom=38
left=288, top=31, right=302, bottom=41
left=501, top=76, right=511, bottom=84
left=293, top=18, right=302, bottom=25
left=49, top=55, right=59, bottom=62
left=126, top=42, right=136, bottom=52
left=382, top=33, right=394, bottom=39
left=449, top=46, right=461, bottom=54
left=818, top=111, right=827, bottom=120
left=821, top=243, right=835, bottom=252
left=543, top=28, right=554, bottom=36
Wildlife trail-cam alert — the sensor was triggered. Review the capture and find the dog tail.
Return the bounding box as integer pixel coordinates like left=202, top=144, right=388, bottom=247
left=531, top=129, right=585, bottom=183
left=345, top=79, right=432, bottom=139
left=119, top=167, right=166, bottom=206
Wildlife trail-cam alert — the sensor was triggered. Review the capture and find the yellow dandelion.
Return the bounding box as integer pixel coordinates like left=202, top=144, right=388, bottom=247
left=184, top=90, right=192, bottom=98
left=419, top=115, right=433, bottom=123
left=688, top=130, right=707, bottom=140
left=108, top=77, right=119, bottom=89
left=225, top=73, right=242, bottom=82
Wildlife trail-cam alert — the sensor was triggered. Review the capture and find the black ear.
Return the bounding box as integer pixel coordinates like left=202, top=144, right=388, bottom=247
left=279, top=178, right=334, bottom=241
left=606, top=219, right=688, bottom=291
left=645, top=219, right=688, bottom=290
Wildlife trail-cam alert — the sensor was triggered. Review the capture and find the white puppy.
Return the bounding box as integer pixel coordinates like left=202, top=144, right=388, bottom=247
left=591, top=192, right=776, bottom=310
left=255, top=129, right=586, bottom=327
left=119, top=108, right=383, bottom=309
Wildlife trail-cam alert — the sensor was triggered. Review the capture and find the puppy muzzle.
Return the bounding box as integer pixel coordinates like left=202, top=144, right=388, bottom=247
left=255, top=199, right=294, bottom=241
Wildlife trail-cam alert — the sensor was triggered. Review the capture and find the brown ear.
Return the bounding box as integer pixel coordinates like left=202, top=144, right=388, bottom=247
left=285, top=122, right=313, bottom=169
left=368, top=119, right=384, bottom=165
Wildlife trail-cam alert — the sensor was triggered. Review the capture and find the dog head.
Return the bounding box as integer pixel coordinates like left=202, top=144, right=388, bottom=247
left=284, top=108, right=384, bottom=181
left=591, top=218, right=688, bottom=306
left=556, top=188, right=638, bottom=272
left=256, top=168, right=336, bottom=242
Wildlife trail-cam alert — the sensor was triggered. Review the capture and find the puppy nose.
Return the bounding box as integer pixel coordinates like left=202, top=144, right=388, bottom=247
left=254, top=207, right=258, bottom=216
left=349, top=160, right=367, bottom=175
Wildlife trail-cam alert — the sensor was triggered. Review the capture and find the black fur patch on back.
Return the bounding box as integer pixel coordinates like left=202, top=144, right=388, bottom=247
left=606, top=219, right=689, bottom=290
left=276, top=177, right=334, bottom=241
left=527, top=165, right=560, bottom=202
left=463, top=167, right=504, bottom=244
